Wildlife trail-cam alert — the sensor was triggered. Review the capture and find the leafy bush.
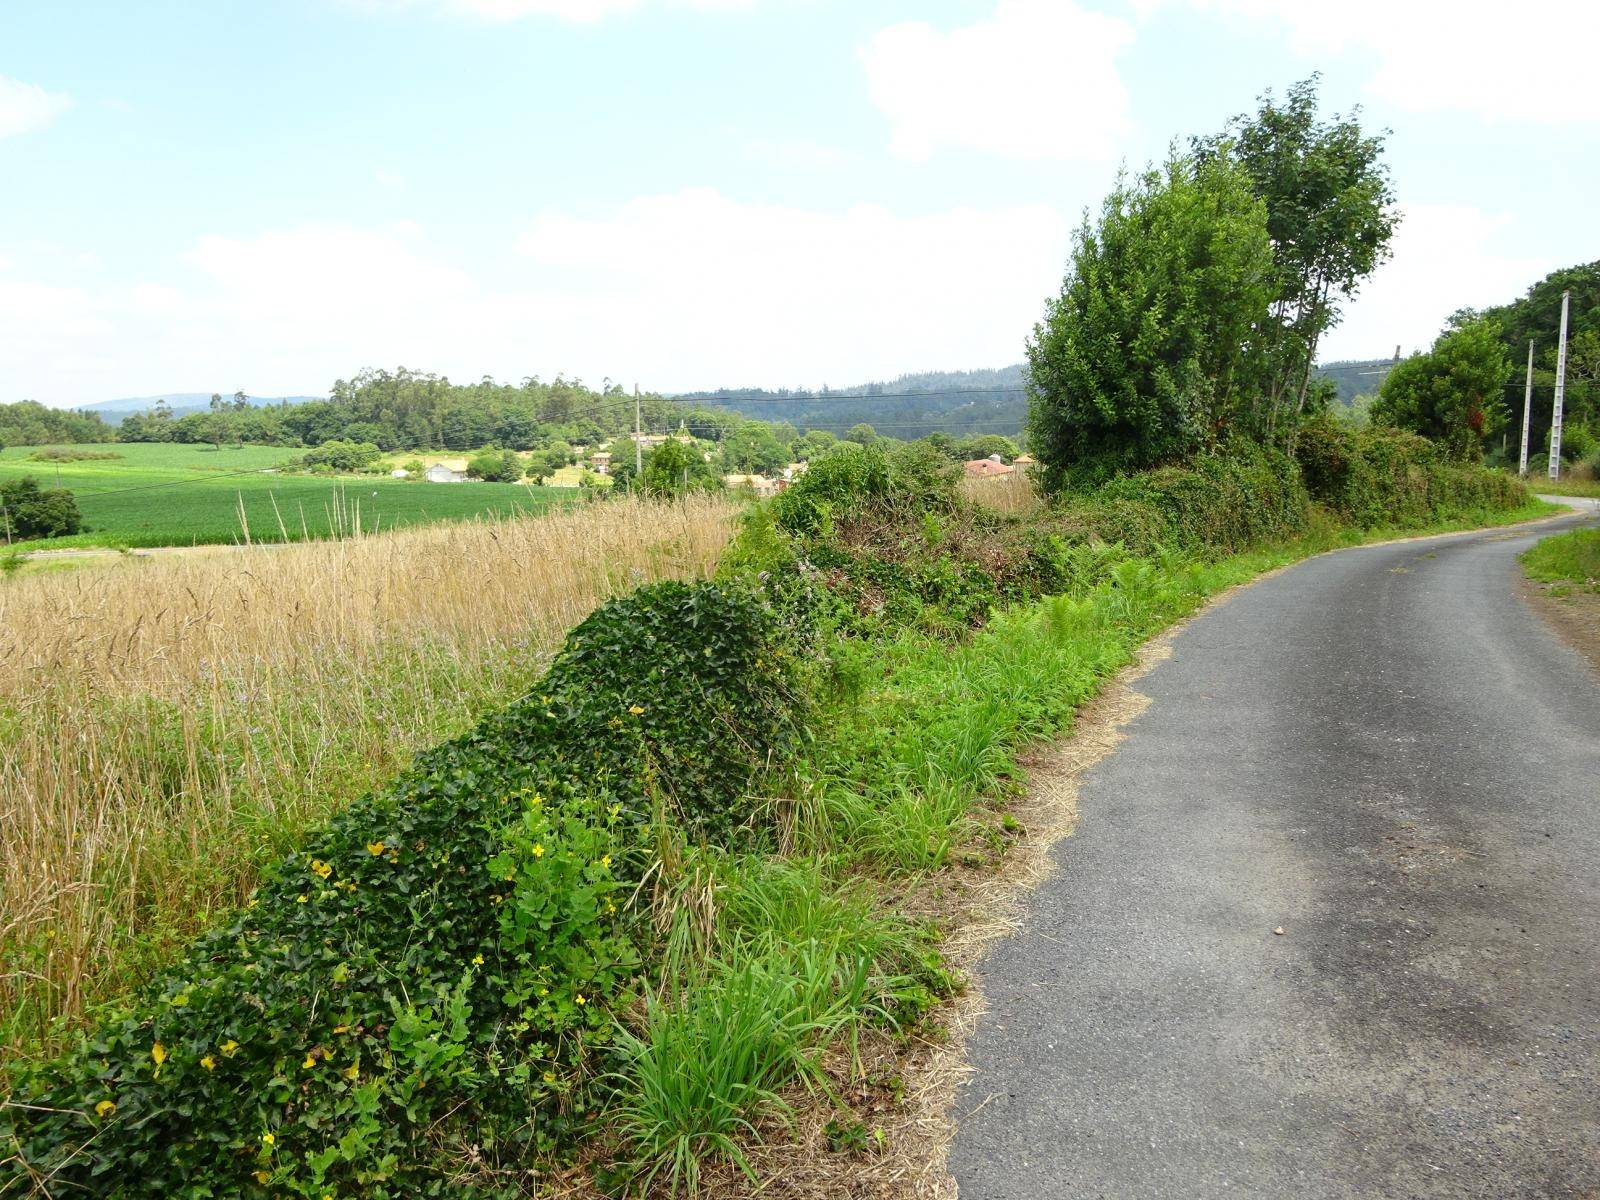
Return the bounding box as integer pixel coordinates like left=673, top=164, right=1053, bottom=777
left=467, top=448, right=523, bottom=483
left=27, top=447, right=122, bottom=462
left=1295, top=415, right=1524, bottom=527
left=298, top=439, right=383, bottom=472
left=0, top=476, right=82, bottom=540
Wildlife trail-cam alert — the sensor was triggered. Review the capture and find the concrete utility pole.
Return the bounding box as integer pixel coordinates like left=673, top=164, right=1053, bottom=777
left=634, top=385, right=643, bottom=475
left=1519, top=339, right=1534, bottom=477
left=1549, top=289, right=1571, bottom=480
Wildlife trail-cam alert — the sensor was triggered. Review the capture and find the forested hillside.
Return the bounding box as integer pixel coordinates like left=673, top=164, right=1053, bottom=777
left=677, top=364, right=1028, bottom=438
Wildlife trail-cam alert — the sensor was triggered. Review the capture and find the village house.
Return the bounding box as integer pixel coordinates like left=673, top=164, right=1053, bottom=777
left=425, top=463, right=467, bottom=483
left=590, top=451, right=612, bottom=475
left=962, top=454, right=1014, bottom=478
left=722, top=473, right=780, bottom=496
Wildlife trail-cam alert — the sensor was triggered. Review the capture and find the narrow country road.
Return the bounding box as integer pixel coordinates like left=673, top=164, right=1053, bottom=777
left=951, top=505, right=1600, bottom=1200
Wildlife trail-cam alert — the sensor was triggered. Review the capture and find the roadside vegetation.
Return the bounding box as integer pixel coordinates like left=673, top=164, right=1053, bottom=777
left=0, top=74, right=1567, bottom=1200
left=1522, top=527, right=1600, bottom=594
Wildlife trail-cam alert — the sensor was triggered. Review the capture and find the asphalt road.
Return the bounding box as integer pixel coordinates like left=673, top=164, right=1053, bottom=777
left=951, top=507, right=1600, bottom=1200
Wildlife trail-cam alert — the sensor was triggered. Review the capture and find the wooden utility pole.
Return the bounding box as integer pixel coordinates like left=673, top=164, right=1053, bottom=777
left=1549, top=290, right=1571, bottom=480
left=1518, top=340, right=1534, bottom=477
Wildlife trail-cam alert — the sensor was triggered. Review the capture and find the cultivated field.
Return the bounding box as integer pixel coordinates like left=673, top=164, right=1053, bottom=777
left=0, top=443, right=571, bottom=549
left=0, top=492, right=737, bottom=1064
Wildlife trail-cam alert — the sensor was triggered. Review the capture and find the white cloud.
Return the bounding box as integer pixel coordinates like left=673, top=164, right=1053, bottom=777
left=1321, top=204, right=1560, bottom=361
left=1180, top=0, right=1600, bottom=122
left=860, top=0, right=1135, bottom=162
left=0, top=75, right=70, bottom=139
left=6, top=193, right=1072, bottom=404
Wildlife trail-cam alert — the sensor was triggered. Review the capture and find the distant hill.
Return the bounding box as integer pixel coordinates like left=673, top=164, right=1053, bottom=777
left=680, top=357, right=1392, bottom=437
left=677, top=366, right=1029, bottom=439
left=1314, top=358, right=1399, bottom=406
left=83, top=393, right=324, bottom=425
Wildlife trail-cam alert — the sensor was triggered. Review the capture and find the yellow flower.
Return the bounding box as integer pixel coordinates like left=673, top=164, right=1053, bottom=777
left=538, top=986, right=549, bottom=996
left=367, top=841, right=385, bottom=856
left=255, top=1170, right=271, bottom=1185
left=201, top=1054, right=216, bottom=1071
left=220, top=1039, right=239, bottom=1056
left=472, top=953, right=485, bottom=965
left=343, top=1063, right=360, bottom=1081
left=296, top=894, right=309, bottom=904
left=261, top=1132, right=275, bottom=1147
left=542, top=1071, right=556, bottom=1083
left=302, top=1053, right=318, bottom=1069
left=628, top=705, right=645, bottom=715
left=150, top=1042, right=167, bottom=1066
left=310, top=859, right=332, bottom=880
left=599, top=855, right=611, bottom=868
left=94, top=1099, right=116, bottom=1118
left=531, top=844, right=544, bottom=859
left=575, top=993, right=587, bottom=1006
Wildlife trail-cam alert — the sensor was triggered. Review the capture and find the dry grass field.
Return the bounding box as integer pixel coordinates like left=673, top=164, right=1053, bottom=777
left=0, top=493, right=737, bottom=1066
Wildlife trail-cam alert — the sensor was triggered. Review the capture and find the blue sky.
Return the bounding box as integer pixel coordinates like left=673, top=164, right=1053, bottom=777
left=3, top=0, right=1595, bottom=406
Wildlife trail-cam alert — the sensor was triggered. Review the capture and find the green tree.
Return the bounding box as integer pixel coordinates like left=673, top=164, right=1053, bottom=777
left=638, top=439, right=719, bottom=498
left=793, top=429, right=837, bottom=460
left=467, top=448, right=523, bottom=482
left=1027, top=151, right=1275, bottom=490
left=956, top=433, right=1018, bottom=462
left=844, top=423, right=878, bottom=446
left=722, top=421, right=788, bottom=474
left=1372, top=317, right=1511, bottom=460
left=1203, top=75, right=1398, bottom=439
left=0, top=476, right=82, bottom=541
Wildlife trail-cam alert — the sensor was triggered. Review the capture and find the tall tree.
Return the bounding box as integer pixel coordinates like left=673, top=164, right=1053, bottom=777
left=1202, top=75, right=1398, bottom=441
left=1027, top=151, right=1275, bottom=489
left=1371, top=316, right=1511, bottom=460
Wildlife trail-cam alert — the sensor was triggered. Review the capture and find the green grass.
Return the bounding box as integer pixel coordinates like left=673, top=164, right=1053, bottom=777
left=0, top=443, right=574, bottom=548
left=1522, top=526, right=1600, bottom=593
left=1508, top=470, right=1600, bottom=499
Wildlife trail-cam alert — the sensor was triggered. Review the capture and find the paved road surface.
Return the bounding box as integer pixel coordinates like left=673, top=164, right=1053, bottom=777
left=952, top=507, right=1600, bottom=1199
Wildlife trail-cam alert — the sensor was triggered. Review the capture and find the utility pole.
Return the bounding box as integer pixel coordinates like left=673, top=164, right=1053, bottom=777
left=1549, top=289, right=1571, bottom=480
left=1518, top=339, right=1534, bottom=477
left=634, top=385, right=643, bottom=475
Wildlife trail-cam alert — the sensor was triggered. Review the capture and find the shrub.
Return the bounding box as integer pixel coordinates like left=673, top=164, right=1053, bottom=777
left=0, top=476, right=82, bottom=540
left=299, top=440, right=383, bottom=472
left=466, top=448, right=523, bottom=482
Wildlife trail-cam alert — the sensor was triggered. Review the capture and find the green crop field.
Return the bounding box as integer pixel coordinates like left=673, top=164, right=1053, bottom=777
left=0, top=443, right=574, bottom=549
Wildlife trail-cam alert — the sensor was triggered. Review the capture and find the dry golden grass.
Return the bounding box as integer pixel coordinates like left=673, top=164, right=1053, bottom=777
left=0, top=493, right=737, bottom=1065
left=958, top=469, right=1042, bottom=516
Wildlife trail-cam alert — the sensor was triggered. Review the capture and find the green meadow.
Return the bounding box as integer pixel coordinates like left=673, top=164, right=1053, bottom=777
left=0, top=443, right=573, bottom=549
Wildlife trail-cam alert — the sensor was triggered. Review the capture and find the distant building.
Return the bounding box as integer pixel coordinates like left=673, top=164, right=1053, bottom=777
left=723, top=473, right=780, bottom=496
left=590, top=451, right=613, bottom=475
left=390, top=468, right=410, bottom=479
left=425, top=464, right=467, bottom=483
left=1012, top=454, right=1036, bottom=467
left=963, top=456, right=1014, bottom=478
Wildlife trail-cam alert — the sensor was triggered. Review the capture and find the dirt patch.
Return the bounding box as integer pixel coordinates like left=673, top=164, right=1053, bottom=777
left=1520, top=574, right=1600, bottom=677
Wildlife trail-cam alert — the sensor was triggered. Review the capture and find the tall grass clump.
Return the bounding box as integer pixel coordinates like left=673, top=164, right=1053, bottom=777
left=0, top=493, right=736, bottom=1065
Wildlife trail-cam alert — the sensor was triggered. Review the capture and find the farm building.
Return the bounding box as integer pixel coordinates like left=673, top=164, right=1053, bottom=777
left=425, top=464, right=467, bottom=483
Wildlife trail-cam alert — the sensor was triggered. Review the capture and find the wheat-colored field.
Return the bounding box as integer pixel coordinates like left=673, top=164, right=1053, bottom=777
left=0, top=493, right=736, bottom=1065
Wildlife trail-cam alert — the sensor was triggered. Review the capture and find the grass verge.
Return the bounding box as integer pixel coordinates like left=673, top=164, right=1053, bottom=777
left=1521, top=525, right=1600, bottom=594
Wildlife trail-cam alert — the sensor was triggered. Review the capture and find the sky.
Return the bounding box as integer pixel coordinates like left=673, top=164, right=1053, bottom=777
left=2, top=0, right=1596, bottom=407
